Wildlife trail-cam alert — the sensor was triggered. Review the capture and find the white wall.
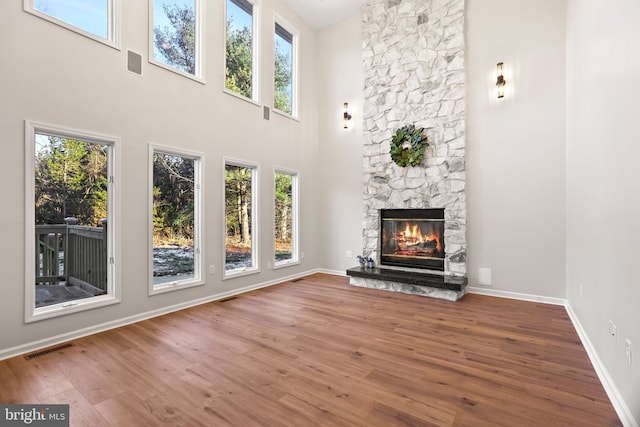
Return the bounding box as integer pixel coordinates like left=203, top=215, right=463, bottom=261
left=466, top=0, right=567, bottom=298
left=316, top=15, right=364, bottom=272
left=0, top=0, right=321, bottom=353
left=566, top=0, right=640, bottom=421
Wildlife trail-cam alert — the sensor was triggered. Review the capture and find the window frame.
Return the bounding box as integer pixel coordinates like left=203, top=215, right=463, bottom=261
left=148, top=144, right=204, bottom=295
left=148, top=0, right=205, bottom=82
left=273, top=15, right=298, bottom=119
left=223, top=0, right=260, bottom=104
left=23, top=0, right=121, bottom=50
left=273, top=167, right=299, bottom=269
left=24, top=120, right=121, bottom=323
left=223, top=157, right=260, bottom=279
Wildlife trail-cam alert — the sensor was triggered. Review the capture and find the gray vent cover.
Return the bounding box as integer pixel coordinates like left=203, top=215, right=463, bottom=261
left=127, top=50, right=142, bottom=75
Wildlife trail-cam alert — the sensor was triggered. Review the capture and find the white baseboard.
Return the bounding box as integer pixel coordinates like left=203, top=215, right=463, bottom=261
left=565, top=304, right=638, bottom=427
left=316, top=268, right=347, bottom=276
left=0, top=268, right=321, bottom=362
left=467, top=286, right=566, bottom=306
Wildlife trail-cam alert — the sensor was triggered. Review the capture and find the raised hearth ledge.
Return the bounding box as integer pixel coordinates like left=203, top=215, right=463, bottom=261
left=346, top=267, right=468, bottom=301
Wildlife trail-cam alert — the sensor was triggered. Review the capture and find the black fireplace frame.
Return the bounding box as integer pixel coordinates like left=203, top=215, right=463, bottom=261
left=379, top=208, right=445, bottom=271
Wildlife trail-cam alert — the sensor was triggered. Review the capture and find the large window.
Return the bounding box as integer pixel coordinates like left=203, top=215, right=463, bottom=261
left=24, top=0, right=119, bottom=48
left=150, top=0, right=202, bottom=78
left=274, top=20, right=297, bottom=116
left=224, top=159, right=258, bottom=277
left=274, top=169, right=298, bottom=267
left=150, top=145, right=203, bottom=294
left=225, top=0, right=257, bottom=101
left=25, top=121, right=120, bottom=322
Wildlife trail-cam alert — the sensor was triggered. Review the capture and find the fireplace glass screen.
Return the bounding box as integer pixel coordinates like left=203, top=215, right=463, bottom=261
left=380, top=208, right=445, bottom=271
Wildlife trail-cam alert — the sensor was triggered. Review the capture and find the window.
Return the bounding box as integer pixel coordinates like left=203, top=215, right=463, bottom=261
left=274, top=169, right=298, bottom=267
left=150, top=145, right=203, bottom=294
left=225, top=0, right=258, bottom=101
left=24, top=0, right=119, bottom=48
left=25, top=121, right=120, bottom=322
left=224, top=159, right=259, bottom=277
left=150, top=0, right=202, bottom=78
left=274, top=20, right=297, bottom=116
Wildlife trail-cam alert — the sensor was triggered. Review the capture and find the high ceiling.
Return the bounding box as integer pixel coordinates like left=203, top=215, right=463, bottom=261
left=284, top=0, right=370, bottom=29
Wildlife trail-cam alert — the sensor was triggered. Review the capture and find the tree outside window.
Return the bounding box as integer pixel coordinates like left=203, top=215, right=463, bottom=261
left=274, top=23, right=294, bottom=114
left=226, top=0, right=254, bottom=99
left=225, top=162, right=257, bottom=274
left=151, top=148, right=202, bottom=292
left=274, top=170, right=297, bottom=265
left=152, top=0, right=199, bottom=77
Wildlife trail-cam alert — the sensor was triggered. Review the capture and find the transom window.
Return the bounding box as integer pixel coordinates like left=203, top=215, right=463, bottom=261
left=224, top=159, right=259, bottom=277
left=225, top=0, right=258, bottom=101
left=150, top=0, right=203, bottom=79
left=24, top=0, right=119, bottom=48
left=274, top=21, right=297, bottom=116
left=150, top=145, right=203, bottom=294
left=25, top=121, right=120, bottom=322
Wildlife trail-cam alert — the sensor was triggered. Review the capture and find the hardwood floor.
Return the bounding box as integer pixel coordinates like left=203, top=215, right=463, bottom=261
left=0, top=274, right=621, bottom=426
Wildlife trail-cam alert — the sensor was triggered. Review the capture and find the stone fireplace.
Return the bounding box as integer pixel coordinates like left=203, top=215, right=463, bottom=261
left=348, top=0, right=467, bottom=300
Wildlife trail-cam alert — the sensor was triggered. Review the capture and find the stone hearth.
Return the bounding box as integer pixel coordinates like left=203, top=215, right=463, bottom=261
left=347, top=267, right=467, bottom=301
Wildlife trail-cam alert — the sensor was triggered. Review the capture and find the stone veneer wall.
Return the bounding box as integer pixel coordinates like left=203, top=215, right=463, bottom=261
left=362, top=0, right=466, bottom=276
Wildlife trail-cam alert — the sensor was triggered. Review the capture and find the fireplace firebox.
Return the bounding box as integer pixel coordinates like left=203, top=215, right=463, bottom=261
left=380, top=208, right=445, bottom=271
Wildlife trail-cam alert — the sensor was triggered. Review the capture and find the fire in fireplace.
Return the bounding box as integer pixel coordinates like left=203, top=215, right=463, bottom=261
left=380, top=208, right=445, bottom=271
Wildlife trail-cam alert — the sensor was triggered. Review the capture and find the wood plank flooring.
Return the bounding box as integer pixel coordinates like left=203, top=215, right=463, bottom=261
left=0, top=274, right=621, bottom=426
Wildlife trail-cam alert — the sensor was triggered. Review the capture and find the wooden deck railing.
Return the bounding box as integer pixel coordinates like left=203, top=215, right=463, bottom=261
left=35, top=219, right=107, bottom=293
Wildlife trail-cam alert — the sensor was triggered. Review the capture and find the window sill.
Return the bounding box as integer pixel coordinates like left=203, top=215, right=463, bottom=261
left=149, top=60, right=206, bottom=84
left=150, top=278, right=204, bottom=296
left=273, top=259, right=300, bottom=270
left=223, top=266, right=260, bottom=280
left=24, top=8, right=121, bottom=51
left=223, top=89, right=262, bottom=107
left=272, top=108, right=299, bottom=122
left=26, top=295, right=121, bottom=323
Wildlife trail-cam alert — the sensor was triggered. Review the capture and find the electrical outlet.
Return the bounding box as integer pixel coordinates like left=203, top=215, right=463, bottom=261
left=209, top=265, right=215, bottom=275
left=301, top=251, right=305, bottom=259
left=608, top=320, right=617, bottom=337
left=346, top=251, right=352, bottom=258
left=625, top=339, right=632, bottom=366
left=267, top=261, right=272, bottom=269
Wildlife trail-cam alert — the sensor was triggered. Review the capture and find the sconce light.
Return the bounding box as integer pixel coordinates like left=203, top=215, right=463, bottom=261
left=343, top=102, right=352, bottom=129
left=496, top=62, right=506, bottom=98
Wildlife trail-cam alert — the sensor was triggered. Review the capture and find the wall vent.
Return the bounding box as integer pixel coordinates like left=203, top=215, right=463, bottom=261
left=127, top=50, right=143, bottom=75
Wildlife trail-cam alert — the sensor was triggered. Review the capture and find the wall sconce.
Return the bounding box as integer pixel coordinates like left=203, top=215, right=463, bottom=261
left=496, top=62, right=506, bottom=98
left=343, top=102, right=352, bottom=129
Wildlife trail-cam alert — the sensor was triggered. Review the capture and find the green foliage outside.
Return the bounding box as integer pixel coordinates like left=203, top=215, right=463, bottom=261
left=35, top=136, right=108, bottom=226
left=274, top=36, right=292, bottom=113
left=275, top=172, right=293, bottom=258
left=154, top=4, right=196, bottom=75
left=153, top=153, right=195, bottom=246
left=148, top=7, right=295, bottom=258
left=226, top=18, right=253, bottom=98
left=225, top=165, right=252, bottom=248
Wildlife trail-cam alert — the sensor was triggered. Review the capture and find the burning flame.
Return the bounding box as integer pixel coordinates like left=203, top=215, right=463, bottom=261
left=399, top=223, right=441, bottom=252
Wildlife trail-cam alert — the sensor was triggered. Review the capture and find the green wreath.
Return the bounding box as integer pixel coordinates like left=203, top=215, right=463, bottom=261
left=389, top=124, right=428, bottom=167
